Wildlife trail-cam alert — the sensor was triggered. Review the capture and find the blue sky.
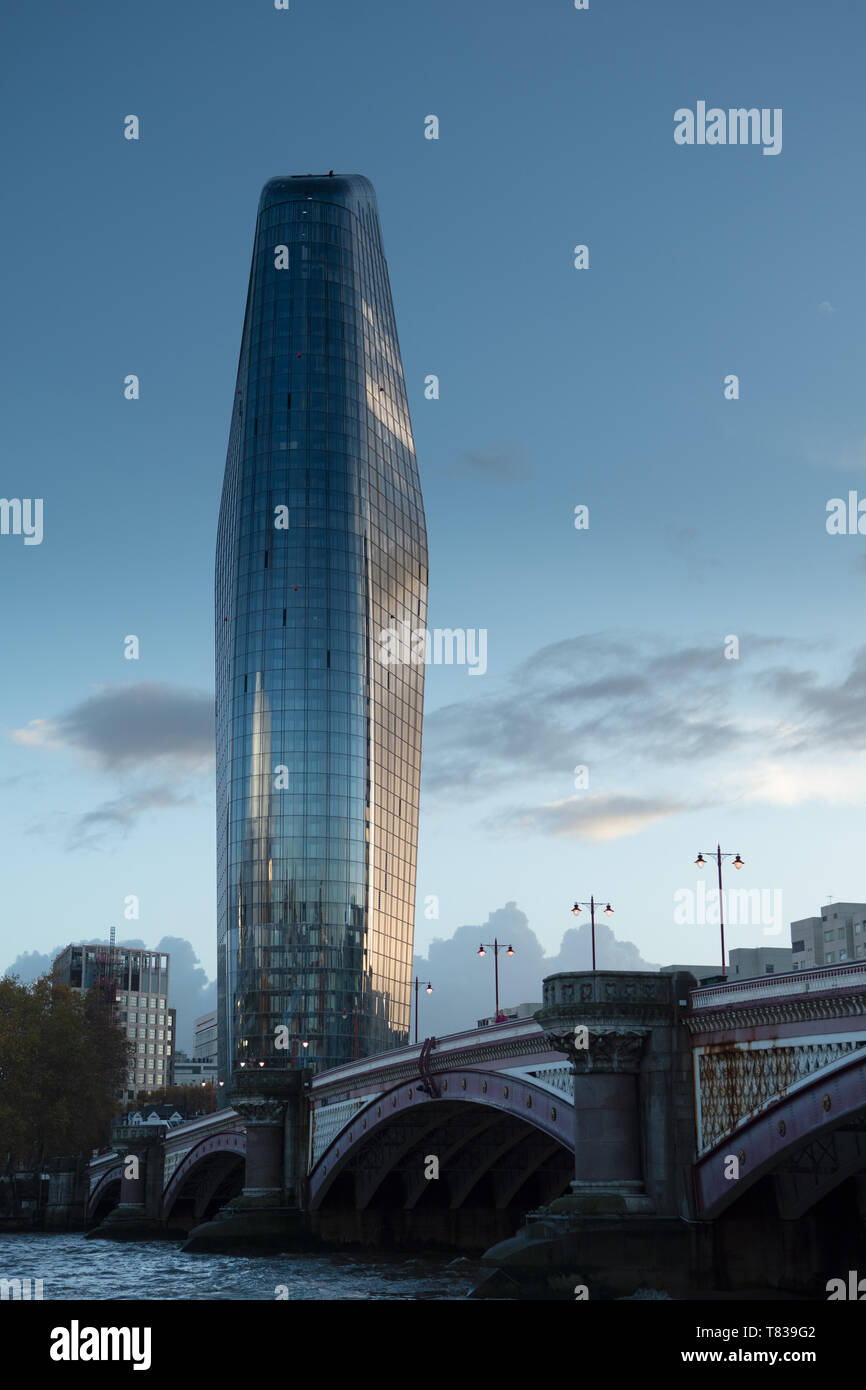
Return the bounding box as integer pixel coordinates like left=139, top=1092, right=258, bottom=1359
left=3, top=0, right=866, bottom=1011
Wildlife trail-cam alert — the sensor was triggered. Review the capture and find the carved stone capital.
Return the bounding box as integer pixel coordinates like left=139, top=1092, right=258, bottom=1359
left=543, top=1027, right=649, bottom=1073
left=231, top=1096, right=287, bottom=1127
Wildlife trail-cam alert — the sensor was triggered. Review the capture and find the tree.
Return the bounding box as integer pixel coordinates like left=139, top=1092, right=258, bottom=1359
left=0, top=974, right=131, bottom=1172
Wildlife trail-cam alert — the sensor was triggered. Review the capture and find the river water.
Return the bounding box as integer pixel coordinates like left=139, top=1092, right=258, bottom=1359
left=0, top=1233, right=476, bottom=1301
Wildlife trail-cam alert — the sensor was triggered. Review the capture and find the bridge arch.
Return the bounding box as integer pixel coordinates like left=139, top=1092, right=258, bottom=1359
left=694, top=1046, right=866, bottom=1218
left=87, top=1165, right=123, bottom=1222
left=309, top=1068, right=573, bottom=1215
left=161, top=1131, right=246, bottom=1224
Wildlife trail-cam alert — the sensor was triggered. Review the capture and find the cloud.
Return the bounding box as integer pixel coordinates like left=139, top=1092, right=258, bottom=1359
left=458, top=442, right=533, bottom=482
left=413, top=902, right=658, bottom=1036
left=423, top=631, right=752, bottom=802
left=756, top=647, right=866, bottom=751
left=826, top=439, right=866, bottom=471
left=69, top=784, right=197, bottom=849
left=11, top=683, right=214, bottom=772
left=11, top=683, right=214, bottom=847
left=661, top=525, right=717, bottom=578
left=817, top=301, right=836, bottom=314
left=422, top=630, right=866, bottom=833
left=486, top=792, right=685, bottom=841
left=722, top=757, right=866, bottom=808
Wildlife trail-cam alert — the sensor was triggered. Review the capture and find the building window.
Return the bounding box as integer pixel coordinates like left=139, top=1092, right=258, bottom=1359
left=765, top=965, right=774, bottom=973
left=840, top=951, right=848, bottom=961
left=827, top=952, right=835, bottom=963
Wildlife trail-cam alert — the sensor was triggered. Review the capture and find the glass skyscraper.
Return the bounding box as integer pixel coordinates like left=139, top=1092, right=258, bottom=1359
left=215, top=175, right=427, bottom=1081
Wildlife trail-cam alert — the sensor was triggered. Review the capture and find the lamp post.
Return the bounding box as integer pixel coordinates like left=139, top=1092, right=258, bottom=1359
left=570, top=897, right=613, bottom=972
left=413, top=978, right=433, bottom=1044
left=695, top=845, right=744, bottom=974
left=477, top=940, right=514, bottom=1020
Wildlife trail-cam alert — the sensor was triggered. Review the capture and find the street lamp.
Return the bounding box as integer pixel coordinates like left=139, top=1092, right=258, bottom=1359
left=695, top=844, right=744, bottom=974
left=413, top=978, right=433, bottom=1044
left=477, top=940, right=514, bottom=1021
left=570, top=897, right=613, bottom=972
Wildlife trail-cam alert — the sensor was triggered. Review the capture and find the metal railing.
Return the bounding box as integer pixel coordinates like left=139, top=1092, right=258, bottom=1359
left=691, top=961, right=866, bottom=1010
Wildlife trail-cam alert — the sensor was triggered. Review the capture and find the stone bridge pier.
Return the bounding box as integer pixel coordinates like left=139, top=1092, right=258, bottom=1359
left=87, top=1124, right=167, bottom=1241
left=182, top=1069, right=312, bottom=1253
left=475, top=971, right=704, bottom=1298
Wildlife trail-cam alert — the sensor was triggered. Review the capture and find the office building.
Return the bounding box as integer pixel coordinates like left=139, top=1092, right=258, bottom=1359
left=193, top=1009, right=218, bottom=1065
left=790, top=902, right=866, bottom=969
left=52, top=944, right=172, bottom=1102
left=215, top=175, right=427, bottom=1078
left=728, top=946, right=793, bottom=978
left=172, top=1053, right=219, bottom=1087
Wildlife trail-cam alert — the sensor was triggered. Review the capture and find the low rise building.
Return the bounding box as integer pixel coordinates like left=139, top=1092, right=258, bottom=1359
left=790, top=902, right=866, bottom=970
left=728, top=946, right=793, bottom=978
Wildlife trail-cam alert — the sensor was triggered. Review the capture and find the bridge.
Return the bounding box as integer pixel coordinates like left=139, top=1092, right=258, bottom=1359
left=66, top=964, right=866, bottom=1295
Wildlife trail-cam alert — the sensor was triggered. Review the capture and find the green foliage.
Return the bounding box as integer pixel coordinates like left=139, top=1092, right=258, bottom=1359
left=0, top=974, right=131, bottom=1168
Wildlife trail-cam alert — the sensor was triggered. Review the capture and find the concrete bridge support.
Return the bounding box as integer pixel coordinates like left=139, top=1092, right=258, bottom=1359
left=86, top=1125, right=167, bottom=1241
left=474, top=971, right=699, bottom=1298
left=182, top=1069, right=313, bottom=1253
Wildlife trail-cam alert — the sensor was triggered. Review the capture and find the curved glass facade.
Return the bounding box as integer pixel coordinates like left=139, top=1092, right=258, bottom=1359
left=216, top=175, right=427, bottom=1078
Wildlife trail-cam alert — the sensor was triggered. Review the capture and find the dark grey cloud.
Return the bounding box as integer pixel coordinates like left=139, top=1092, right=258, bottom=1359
left=756, top=647, right=866, bottom=752
left=11, top=682, right=214, bottom=847
left=70, top=785, right=197, bottom=849
left=413, top=901, right=658, bottom=1036
left=422, top=631, right=848, bottom=806
left=12, top=682, right=214, bottom=772
left=458, top=442, right=533, bottom=482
